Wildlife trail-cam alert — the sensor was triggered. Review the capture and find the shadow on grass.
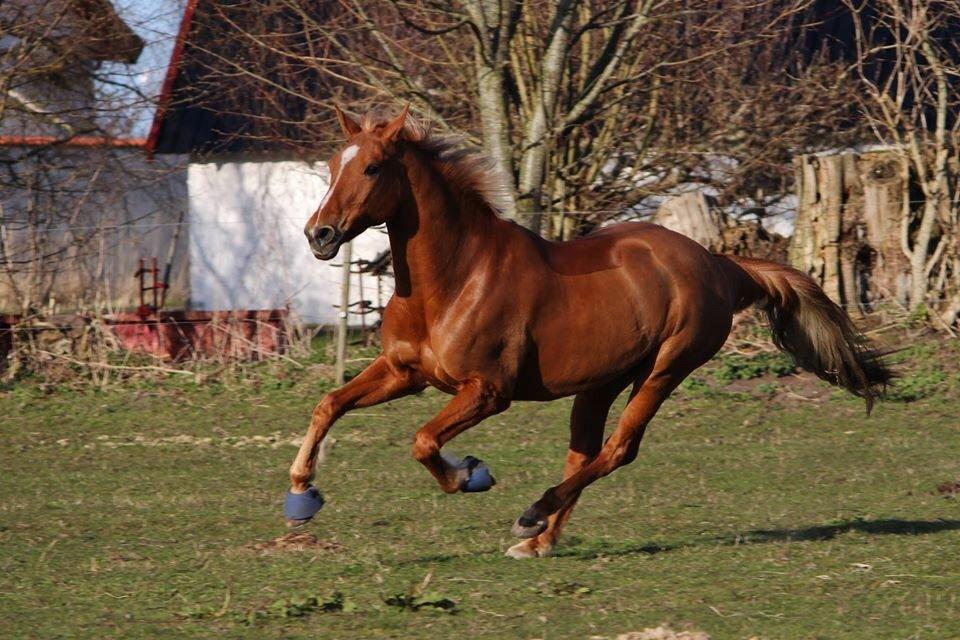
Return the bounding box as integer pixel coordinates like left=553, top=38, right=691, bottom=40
left=396, top=546, right=507, bottom=566
left=555, top=518, right=960, bottom=560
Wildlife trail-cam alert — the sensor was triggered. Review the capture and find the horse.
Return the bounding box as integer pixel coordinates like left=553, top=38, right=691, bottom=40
left=285, top=105, right=891, bottom=558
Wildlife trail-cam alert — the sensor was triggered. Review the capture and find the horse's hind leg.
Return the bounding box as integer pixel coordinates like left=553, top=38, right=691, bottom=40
left=506, top=385, right=622, bottom=558
left=511, top=345, right=703, bottom=539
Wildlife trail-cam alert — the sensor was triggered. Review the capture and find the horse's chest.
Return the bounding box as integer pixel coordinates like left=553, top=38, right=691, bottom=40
left=381, top=307, right=463, bottom=391
left=384, top=337, right=459, bottom=392
left=384, top=307, right=510, bottom=392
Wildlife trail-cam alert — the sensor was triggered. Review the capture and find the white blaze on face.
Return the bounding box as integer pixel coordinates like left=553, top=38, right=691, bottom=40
left=318, top=144, right=360, bottom=216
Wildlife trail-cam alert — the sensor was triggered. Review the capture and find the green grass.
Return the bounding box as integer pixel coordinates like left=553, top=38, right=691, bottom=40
left=1, top=347, right=960, bottom=639
left=710, top=351, right=797, bottom=384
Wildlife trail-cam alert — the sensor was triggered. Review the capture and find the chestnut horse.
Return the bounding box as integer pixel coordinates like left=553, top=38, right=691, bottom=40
left=286, top=106, right=890, bottom=558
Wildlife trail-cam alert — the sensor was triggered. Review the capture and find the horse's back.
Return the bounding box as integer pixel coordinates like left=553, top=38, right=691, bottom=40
left=543, top=222, right=727, bottom=297
left=544, top=220, right=703, bottom=258
left=586, top=222, right=736, bottom=327
left=511, top=222, right=733, bottom=398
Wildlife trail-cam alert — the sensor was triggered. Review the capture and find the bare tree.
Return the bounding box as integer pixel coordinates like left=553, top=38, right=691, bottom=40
left=846, top=0, right=960, bottom=321
left=197, top=0, right=860, bottom=240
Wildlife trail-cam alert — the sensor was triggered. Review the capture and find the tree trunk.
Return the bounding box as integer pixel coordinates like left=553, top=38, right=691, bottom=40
left=790, top=150, right=913, bottom=312
left=908, top=197, right=940, bottom=310
left=462, top=0, right=517, bottom=218
left=515, top=1, right=574, bottom=234
left=474, top=55, right=515, bottom=218
left=860, top=155, right=911, bottom=305
left=654, top=192, right=724, bottom=250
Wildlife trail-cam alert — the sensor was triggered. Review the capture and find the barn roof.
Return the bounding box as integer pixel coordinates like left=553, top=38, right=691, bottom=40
left=147, top=0, right=960, bottom=156
left=146, top=0, right=337, bottom=156
left=145, top=0, right=201, bottom=155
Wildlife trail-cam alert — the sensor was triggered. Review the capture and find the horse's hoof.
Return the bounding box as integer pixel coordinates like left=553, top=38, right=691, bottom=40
left=286, top=517, right=312, bottom=529
left=506, top=539, right=552, bottom=559
left=511, top=509, right=548, bottom=538
left=283, top=485, right=324, bottom=524
left=459, top=455, right=496, bottom=493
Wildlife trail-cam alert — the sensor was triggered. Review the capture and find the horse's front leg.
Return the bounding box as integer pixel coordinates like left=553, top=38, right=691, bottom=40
left=412, top=378, right=510, bottom=493
left=286, top=355, right=422, bottom=525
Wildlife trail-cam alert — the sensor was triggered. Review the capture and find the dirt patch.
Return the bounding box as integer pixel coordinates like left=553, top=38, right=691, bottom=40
left=721, top=371, right=836, bottom=404
left=244, top=532, right=345, bottom=554
left=59, top=431, right=305, bottom=450
left=591, top=626, right=710, bottom=640
left=936, top=480, right=960, bottom=496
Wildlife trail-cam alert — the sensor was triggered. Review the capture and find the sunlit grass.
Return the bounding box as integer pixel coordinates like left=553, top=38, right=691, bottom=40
left=1, top=346, right=959, bottom=639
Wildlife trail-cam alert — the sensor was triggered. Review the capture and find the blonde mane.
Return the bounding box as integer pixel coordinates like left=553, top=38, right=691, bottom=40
left=359, top=113, right=512, bottom=216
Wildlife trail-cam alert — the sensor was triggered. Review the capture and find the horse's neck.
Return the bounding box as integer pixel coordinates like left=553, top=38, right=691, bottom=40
left=387, top=155, right=499, bottom=304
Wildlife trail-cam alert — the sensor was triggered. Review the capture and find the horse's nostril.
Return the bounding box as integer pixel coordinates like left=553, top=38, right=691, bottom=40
left=315, top=225, right=337, bottom=245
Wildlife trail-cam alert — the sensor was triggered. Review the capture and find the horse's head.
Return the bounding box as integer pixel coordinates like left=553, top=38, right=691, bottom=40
left=304, top=105, right=410, bottom=260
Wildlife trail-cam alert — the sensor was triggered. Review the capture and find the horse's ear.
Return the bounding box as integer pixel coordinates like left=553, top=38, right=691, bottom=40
left=381, top=103, right=410, bottom=142
left=333, top=105, right=362, bottom=139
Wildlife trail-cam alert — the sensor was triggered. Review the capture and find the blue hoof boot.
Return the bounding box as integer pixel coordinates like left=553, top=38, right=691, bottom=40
left=460, top=456, right=496, bottom=493
left=284, top=485, right=325, bottom=524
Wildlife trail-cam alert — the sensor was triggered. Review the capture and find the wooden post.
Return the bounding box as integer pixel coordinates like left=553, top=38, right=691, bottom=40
left=819, top=154, right=844, bottom=304
left=334, top=241, right=352, bottom=386
left=790, top=150, right=912, bottom=311
left=654, top=192, right=724, bottom=250
left=860, top=154, right=911, bottom=304
left=789, top=155, right=820, bottom=274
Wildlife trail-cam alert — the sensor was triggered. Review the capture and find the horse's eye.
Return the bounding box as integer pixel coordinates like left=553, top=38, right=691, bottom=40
left=364, top=164, right=380, bottom=176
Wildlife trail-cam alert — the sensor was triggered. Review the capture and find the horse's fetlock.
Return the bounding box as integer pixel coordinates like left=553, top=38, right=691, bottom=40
left=289, top=465, right=313, bottom=487
left=439, top=482, right=460, bottom=494
left=411, top=431, right=438, bottom=462
left=535, top=491, right=562, bottom=515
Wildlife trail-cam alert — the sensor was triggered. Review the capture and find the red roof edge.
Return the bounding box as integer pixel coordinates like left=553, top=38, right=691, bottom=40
left=0, top=135, right=147, bottom=149
left=145, top=0, right=200, bottom=156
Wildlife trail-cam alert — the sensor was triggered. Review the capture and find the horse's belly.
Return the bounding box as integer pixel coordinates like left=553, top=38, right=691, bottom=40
left=516, top=336, right=653, bottom=400
left=515, top=286, right=663, bottom=400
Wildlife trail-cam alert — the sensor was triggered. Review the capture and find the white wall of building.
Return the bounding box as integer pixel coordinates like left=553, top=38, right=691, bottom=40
left=187, top=160, right=392, bottom=324
left=0, top=147, right=190, bottom=313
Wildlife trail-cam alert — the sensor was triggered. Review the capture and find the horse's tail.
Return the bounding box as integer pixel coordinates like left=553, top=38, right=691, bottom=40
left=716, top=254, right=893, bottom=413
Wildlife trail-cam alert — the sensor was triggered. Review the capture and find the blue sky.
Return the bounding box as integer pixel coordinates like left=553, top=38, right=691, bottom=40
left=99, top=0, right=184, bottom=136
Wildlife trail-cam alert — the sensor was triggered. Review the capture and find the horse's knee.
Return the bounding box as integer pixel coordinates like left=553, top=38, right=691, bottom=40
left=411, top=430, right=438, bottom=464
left=312, top=391, right=343, bottom=424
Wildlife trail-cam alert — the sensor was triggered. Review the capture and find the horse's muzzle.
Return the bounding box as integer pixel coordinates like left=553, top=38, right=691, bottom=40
left=306, top=225, right=343, bottom=260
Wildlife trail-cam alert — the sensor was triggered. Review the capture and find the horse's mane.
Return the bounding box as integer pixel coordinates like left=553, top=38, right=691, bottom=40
left=359, top=113, right=512, bottom=216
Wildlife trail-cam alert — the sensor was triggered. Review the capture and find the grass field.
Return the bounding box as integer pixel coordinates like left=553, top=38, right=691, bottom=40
left=2, top=342, right=960, bottom=639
